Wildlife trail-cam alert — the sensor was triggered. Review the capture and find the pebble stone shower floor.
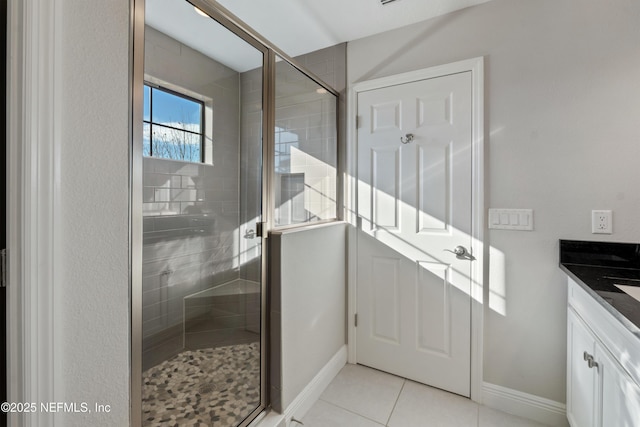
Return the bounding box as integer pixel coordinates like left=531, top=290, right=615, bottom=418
left=142, top=342, right=260, bottom=426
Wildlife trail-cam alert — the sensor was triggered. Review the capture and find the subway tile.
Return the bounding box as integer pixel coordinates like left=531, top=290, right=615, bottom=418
left=184, top=313, right=247, bottom=333
left=184, top=328, right=259, bottom=350
left=306, top=126, right=326, bottom=140
left=162, top=189, right=197, bottom=202
left=143, top=217, right=155, bottom=232
left=153, top=188, right=171, bottom=202
left=143, top=172, right=177, bottom=188
left=142, top=286, right=162, bottom=307
left=142, top=301, right=163, bottom=322
left=142, top=251, right=203, bottom=278
left=151, top=216, right=191, bottom=231
left=142, top=333, right=183, bottom=371
left=142, top=187, right=155, bottom=202
left=142, top=202, right=181, bottom=216
left=181, top=175, right=200, bottom=189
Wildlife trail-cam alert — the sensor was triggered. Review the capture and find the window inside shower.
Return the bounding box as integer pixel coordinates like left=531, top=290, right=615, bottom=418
left=143, top=84, right=205, bottom=163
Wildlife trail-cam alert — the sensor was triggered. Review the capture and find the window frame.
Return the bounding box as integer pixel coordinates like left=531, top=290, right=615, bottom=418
left=143, top=82, right=206, bottom=163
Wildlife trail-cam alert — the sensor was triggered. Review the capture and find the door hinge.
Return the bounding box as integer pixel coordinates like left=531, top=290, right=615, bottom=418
left=1, top=248, right=6, bottom=288
left=355, top=115, right=360, bottom=129
left=354, top=313, right=358, bottom=327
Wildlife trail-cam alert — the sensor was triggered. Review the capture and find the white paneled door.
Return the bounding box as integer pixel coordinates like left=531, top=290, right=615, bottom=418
left=356, top=71, right=473, bottom=397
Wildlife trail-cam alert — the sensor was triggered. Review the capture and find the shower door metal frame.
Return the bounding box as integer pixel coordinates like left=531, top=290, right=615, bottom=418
left=130, top=1, right=339, bottom=426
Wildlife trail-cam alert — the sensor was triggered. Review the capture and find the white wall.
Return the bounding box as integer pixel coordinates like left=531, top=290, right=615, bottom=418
left=347, top=0, right=640, bottom=403
left=269, top=223, right=347, bottom=412
left=58, top=0, right=131, bottom=425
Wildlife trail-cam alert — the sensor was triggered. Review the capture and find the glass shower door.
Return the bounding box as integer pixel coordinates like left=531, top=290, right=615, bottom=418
left=138, top=1, right=265, bottom=425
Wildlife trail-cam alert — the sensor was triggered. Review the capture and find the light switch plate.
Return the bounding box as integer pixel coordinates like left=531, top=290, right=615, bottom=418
left=488, top=209, right=534, bottom=231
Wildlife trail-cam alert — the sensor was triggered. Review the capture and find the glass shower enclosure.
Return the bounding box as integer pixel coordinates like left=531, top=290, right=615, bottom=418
left=133, top=1, right=267, bottom=426
left=131, top=1, right=339, bottom=426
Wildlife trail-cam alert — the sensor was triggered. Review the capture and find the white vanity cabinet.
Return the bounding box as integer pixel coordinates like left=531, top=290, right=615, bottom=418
left=567, top=309, right=597, bottom=427
left=598, top=340, right=640, bottom=425
left=567, top=279, right=640, bottom=427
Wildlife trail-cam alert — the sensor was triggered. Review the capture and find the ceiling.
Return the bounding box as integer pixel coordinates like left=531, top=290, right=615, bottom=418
left=146, top=0, right=492, bottom=72
left=213, top=0, right=493, bottom=57
left=146, top=0, right=264, bottom=72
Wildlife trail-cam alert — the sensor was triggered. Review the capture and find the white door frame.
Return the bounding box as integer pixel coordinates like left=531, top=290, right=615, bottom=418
left=346, top=57, right=485, bottom=402
left=7, top=1, right=63, bottom=425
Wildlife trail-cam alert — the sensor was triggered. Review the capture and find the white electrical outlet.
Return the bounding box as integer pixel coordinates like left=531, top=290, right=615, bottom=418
left=592, top=210, right=612, bottom=234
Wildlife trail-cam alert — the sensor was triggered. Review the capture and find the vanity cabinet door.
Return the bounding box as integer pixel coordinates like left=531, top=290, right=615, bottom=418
left=597, top=341, right=640, bottom=426
left=567, top=309, right=598, bottom=427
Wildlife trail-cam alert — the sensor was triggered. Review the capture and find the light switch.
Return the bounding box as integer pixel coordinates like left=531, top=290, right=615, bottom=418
left=488, top=209, right=534, bottom=231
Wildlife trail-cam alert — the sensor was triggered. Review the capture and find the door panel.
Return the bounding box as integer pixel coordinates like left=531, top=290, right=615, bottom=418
left=416, top=261, right=451, bottom=356
left=371, top=147, right=401, bottom=231
left=356, top=71, right=472, bottom=396
left=417, top=142, right=451, bottom=233
left=371, top=256, right=401, bottom=344
left=371, top=101, right=402, bottom=132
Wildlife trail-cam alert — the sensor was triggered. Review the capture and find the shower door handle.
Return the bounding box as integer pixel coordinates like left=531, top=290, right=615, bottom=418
left=244, top=222, right=266, bottom=239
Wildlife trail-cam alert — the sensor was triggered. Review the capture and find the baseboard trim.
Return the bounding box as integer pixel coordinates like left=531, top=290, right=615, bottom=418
left=482, top=382, right=568, bottom=427
left=255, top=345, right=347, bottom=427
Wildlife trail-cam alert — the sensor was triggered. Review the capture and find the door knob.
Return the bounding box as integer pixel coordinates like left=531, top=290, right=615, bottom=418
left=400, top=133, right=414, bottom=144
left=444, top=245, right=475, bottom=260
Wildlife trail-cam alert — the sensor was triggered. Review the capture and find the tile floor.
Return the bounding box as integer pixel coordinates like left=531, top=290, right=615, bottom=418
left=142, top=342, right=260, bottom=426
left=301, top=364, right=551, bottom=427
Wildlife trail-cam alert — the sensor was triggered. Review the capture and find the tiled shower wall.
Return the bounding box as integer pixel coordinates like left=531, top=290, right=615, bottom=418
left=239, top=67, right=263, bottom=283
left=295, top=43, right=347, bottom=164
left=239, top=44, right=347, bottom=282
left=273, top=63, right=338, bottom=226
left=142, top=27, right=241, bottom=357
left=142, top=33, right=347, bottom=362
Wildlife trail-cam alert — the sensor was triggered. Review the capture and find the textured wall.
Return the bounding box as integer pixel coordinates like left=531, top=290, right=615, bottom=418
left=347, top=0, right=640, bottom=403
left=57, top=0, right=130, bottom=425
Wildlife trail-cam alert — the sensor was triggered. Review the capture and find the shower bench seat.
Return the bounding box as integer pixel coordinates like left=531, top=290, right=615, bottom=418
left=183, top=279, right=261, bottom=349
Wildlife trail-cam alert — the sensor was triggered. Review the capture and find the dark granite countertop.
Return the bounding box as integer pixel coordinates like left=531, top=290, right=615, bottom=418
left=560, top=239, right=640, bottom=337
